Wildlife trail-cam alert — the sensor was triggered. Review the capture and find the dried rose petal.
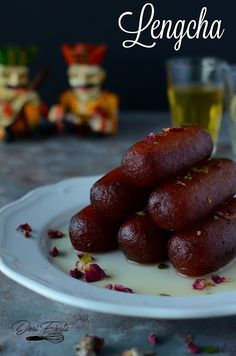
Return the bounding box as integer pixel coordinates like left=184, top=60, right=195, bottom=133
left=83, top=263, right=108, bottom=282
left=148, top=332, right=159, bottom=345
left=17, top=223, right=32, bottom=237
left=193, top=275, right=230, bottom=291
left=50, top=246, right=59, bottom=257
left=104, top=284, right=113, bottom=289
left=192, top=278, right=214, bottom=291
left=187, top=342, right=201, bottom=354
left=104, top=284, right=133, bottom=293
left=17, top=223, right=32, bottom=232
left=145, top=132, right=157, bottom=142
left=22, top=230, right=31, bottom=238
left=192, top=278, right=207, bottom=290
left=114, top=284, right=133, bottom=293
left=211, top=275, right=229, bottom=284
left=70, top=268, right=83, bottom=279
left=47, top=229, right=64, bottom=239
left=186, top=336, right=200, bottom=354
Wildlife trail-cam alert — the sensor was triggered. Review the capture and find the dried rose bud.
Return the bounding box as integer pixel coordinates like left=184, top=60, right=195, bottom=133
left=75, top=335, right=104, bottom=356
left=83, top=263, right=108, bottom=282
left=192, top=278, right=208, bottom=291
left=50, top=246, right=59, bottom=257
left=187, top=342, right=201, bottom=354
left=186, top=335, right=200, bottom=354
left=47, top=229, right=64, bottom=239
left=145, top=132, right=157, bottom=142
left=70, top=268, right=83, bottom=280
left=211, top=275, right=229, bottom=284
left=148, top=332, right=159, bottom=345
left=114, top=284, right=133, bottom=293
left=193, top=275, right=230, bottom=291
left=76, top=254, right=95, bottom=272
left=17, top=223, right=32, bottom=238
left=192, top=278, right=214, bottom=291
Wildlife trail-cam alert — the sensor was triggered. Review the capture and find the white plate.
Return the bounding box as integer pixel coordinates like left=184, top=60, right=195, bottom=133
left=1, top=176, right=236, bottom=319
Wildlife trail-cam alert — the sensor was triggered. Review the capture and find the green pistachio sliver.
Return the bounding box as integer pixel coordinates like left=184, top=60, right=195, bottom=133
left=135, top=211, right=146, bottom=216
left=191, top=167, right=209, bottom=174
left=158, top=263, right=169, bottom=270
left=201, top=345, right=220, bottom=353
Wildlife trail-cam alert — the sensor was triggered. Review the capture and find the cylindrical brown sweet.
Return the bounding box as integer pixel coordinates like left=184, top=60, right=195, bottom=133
left=118, top=213, right=169, bottom=263
left=69, top=205, right=118, bottom=252
left=90, top=167, right=150, bottom=220
left=168, top=198, right=236, bottom=276
left=148, top=158, right=236, bottom=231
left=122, top=126, right=213, bottom=188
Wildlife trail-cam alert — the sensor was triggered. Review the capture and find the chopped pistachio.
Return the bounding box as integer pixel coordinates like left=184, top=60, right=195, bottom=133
left=136, top=211, right=146, bottom=217
left=191, top=167, right=209, bottom=174
left=208, top=197, right=212, bottom=205
left=80, top=253, right=94, bottom=264
left=201, top=345, right=220, bottom=353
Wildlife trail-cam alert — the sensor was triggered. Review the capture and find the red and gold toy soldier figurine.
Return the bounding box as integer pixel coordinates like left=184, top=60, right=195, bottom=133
left=0, top=46, right=48, bottom=141
left=49, top=43, right=119, bottom=135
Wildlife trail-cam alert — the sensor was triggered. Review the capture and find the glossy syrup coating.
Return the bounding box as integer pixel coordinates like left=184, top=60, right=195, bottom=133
left=148, top=158, right=236, bottom=231
left=69, top=205, right=119, bottom=252
left=90, top=167, right=150, bottom=220
left=168, top=198, right=236, bottom=276
left=118, top=214, right=169, bottom=263
left=122, top=126, right=213, bottom=188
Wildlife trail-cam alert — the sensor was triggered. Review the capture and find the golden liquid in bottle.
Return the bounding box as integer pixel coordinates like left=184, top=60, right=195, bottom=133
left=168, top=85, right=224, bottom=143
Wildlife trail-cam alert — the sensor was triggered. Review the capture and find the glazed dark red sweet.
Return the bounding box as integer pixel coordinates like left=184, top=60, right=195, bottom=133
left=122, top=126, right=213, bottom=188
left=168, top=198, right=236, bottom=276
left=148, top=158, right=236, bottom=231
left=69, top=205, right=118, bottom=252
left=90, top=167, right=149, bottom=220
left=118, top=213, right=169, bottom=263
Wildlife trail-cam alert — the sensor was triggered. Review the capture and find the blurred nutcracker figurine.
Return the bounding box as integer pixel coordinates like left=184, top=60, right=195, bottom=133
left=0, top=46, right=48, bottom=141
left=49, top=43, right=119, bottom=135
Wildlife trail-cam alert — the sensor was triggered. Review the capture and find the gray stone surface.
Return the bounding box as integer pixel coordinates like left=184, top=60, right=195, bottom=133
left=0, top=112, right=235, bottom=356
